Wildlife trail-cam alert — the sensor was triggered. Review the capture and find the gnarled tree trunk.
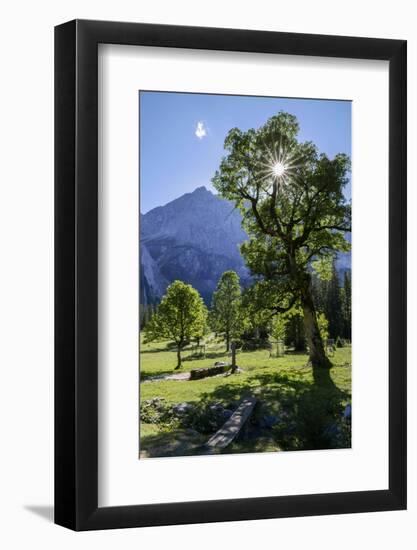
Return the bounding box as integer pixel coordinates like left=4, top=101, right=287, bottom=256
left=300, top=279, right=332, bottom=370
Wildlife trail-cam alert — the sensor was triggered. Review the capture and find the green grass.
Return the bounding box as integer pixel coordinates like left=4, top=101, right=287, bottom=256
left=139, top=336, right=351, bottom=458
left=140, top=337, right=232, bottom=378
left=140, top=423, right=207, bottom=457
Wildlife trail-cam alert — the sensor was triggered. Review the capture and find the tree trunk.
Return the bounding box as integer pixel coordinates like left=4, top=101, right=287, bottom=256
left=230, top=342, right=238, bottom=373
left=174, top=345, right=182, bottom=370
left=300, top=280, right=332, bottom=370
left=225, top=331, right=230, bottom=352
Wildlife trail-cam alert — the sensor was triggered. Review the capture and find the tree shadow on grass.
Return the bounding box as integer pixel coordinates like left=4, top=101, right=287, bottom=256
left=140, top=347, right=170, bottom=354
left=140, top=429, right=206, bottom=458
left=198, top=366, right=350, bottom=452
left=139, top=361, right=351, bottom=457
left=181, top=350, right=228, bottom=362
left=181, top=354, right=206, bottom=363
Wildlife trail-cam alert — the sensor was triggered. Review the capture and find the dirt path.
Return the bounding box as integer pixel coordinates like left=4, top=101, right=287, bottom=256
left=142, top=372, right=191, bottom=383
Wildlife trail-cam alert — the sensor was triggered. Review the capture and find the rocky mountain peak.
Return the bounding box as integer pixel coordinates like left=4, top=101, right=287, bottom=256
left=140, top=186, right=351, bottom=306
left=140, top=187, right=249, bottom=305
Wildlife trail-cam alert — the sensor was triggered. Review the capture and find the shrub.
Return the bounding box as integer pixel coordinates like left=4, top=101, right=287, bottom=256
left=241, top=326, right=271, bottom=350
left=140, top=398, right=234, bottom=434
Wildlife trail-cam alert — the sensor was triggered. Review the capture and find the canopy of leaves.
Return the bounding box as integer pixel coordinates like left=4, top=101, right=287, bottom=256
left=271, top=314, right=287, bottom=341
left=210, top=270, right=244, bottom=340
left=144, top=280, right=208, bottom=347
left=212, top=111, right=351, bottom=312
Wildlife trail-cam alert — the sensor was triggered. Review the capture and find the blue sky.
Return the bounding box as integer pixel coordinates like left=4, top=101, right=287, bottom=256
left=140, top=91, right=351, bottom=213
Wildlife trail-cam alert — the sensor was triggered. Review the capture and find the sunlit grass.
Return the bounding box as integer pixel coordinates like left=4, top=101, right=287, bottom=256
left=139, top=335, right=351, bottom=458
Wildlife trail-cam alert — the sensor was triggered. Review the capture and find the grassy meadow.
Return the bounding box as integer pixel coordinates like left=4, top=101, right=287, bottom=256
left=139, top=335, right=351, bottom=458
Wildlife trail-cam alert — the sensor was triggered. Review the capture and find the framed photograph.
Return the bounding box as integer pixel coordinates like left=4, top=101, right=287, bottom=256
left=55, top=20, right=406, bottom=530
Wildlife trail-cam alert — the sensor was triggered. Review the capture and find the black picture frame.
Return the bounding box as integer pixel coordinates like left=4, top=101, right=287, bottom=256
left=55, top=19, right=407, bottom=531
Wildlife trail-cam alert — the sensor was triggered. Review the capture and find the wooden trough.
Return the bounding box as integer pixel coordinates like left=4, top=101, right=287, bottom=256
left=189, top=363, right=231, bottom=380
left=202, top=396, right=257, bottom=454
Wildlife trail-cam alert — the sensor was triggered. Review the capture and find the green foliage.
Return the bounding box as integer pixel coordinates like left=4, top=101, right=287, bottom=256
left=311, top=263, right=351, bottom=341
left=317, top=312, right=329, bottom=343
left=271, top=314, right=287, bottom=341
left=341, top=271, right=352, bottom=340
left=140, top=398, right=172, bottom=424
left=326, top=260, right=343, bottom=339
left=210, top=271, right=244, bottom=350
left=141, top=398, right=231, bottom=435
left=284, top=307, right=307, bottom=351
left=139, top=335, right=352, bottom=457
left=240, top=325, right=271, bottom=351
left=144, top=281, right=208, bottom=368
left=212, top=112, right=351, bottom=282
left=212, top=111, right=351, bottom=368
left=311, top=256, right=333, bottom=281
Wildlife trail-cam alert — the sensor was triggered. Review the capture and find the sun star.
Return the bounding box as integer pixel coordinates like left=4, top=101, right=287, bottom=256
left=272, top=161, right=286, bottom=178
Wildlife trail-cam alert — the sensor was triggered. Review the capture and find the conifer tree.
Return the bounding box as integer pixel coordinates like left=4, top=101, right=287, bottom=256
left=326, top=260, right=343, bottom=339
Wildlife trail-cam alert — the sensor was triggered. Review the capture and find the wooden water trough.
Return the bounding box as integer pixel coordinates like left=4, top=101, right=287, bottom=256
left=189, top=363, right=231, bottom=380
left=202, top=396, right=257, bottom=454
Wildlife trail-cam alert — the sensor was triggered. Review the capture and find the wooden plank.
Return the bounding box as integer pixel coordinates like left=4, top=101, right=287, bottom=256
left=203, top=396, right=257, bottom=452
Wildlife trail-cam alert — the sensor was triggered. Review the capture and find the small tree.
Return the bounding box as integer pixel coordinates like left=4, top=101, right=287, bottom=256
left=144, top=281, right=208, bottom=369
left=271, top=314, right=287, bottom=342
left=210, top=271, right=244, bottom=351
left=270, top=314, right=287, bottom=357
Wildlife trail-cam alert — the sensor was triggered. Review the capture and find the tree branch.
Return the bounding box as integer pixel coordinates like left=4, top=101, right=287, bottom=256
left=249, top=197, right=276, bottom=237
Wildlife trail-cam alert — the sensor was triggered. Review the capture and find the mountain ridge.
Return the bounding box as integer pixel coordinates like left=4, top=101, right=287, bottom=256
left=140, top=186, right=351, bottom=306
left=140, top=186, right=250, bottom=305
